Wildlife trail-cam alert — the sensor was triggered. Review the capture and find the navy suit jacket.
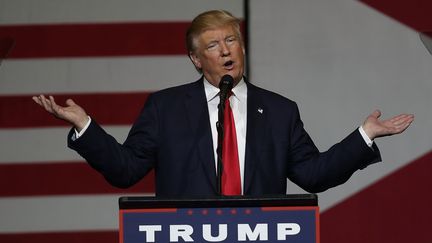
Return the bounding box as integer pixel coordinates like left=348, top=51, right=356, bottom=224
left=68, top=78, right=381, bottom=197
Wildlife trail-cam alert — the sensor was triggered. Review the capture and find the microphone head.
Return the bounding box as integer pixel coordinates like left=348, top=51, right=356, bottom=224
left=219, top=74, right=234, bottom=90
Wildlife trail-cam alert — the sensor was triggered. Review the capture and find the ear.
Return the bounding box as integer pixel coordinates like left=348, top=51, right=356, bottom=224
left=189, top=52, right=202, bottom=69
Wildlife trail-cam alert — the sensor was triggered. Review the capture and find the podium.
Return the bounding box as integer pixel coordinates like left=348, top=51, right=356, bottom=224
left=119, top=194, right=319, bottom=243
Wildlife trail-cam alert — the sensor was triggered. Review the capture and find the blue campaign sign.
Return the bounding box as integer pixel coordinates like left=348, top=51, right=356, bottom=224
left=120, top=206, right=319, bottom=243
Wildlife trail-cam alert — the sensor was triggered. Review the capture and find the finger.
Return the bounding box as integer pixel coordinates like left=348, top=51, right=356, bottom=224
left=49, top=96, right=63, bottom=115
left=391, top=114, right=414, bottom=126
left=32, top=96, right=42, bottom=106
left=389, top=114, right=411, bottom=123
left=392, top=119, right=413, bottom=134
left=389, top=116, right=409, bottom=126
left=370, top=109, right=381, bottom=119
left=39, top=95, right=54, bottom=113
left=395, top=122, right=412, bottom=134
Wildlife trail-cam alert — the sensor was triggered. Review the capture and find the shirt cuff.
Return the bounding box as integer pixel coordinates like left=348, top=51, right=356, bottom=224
left=359, top=126, right=374, bottom=148
left=72, top=116, right=91, bottom=140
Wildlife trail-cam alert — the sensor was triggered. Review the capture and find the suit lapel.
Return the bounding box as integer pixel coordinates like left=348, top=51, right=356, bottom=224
left=244, top=82, right=267, bottom=194
left=184, top=78, right=217, bottom=192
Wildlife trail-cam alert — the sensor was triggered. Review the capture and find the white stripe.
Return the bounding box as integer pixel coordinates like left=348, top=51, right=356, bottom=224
left=0, top=0, right=244, bottom=25
left=0, top=56, right=202, bottom=95
left=0, top=194, right=154, bottom=233
left=0, top=126, right=130, bottom=163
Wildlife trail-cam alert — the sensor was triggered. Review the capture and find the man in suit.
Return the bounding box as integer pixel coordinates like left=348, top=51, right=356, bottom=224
left=33, top=10, right=414, bottom=198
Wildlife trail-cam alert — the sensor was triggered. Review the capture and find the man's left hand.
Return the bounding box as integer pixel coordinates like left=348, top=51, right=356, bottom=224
left=362, top=110, right=414, bottom=140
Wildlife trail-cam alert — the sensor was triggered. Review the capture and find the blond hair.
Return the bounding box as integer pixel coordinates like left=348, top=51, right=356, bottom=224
left=186, top=10, right=241, bottom=54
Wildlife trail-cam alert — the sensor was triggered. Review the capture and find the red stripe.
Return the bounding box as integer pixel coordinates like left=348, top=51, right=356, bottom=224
left=321, top=150, right=432, bottom=243
left=360, top=0, right=432, bottom=32
left=0, top=22, right=190, bottom=58
left=0, top=37, right=15, bottom=59
left=0, top=92, right=151, bottom=128
left=0, top=161, right=155, bottom=196
left=0, top=231, right=117, bottom=243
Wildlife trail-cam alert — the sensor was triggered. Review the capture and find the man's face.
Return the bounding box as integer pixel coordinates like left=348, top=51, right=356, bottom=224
left=190, top=25, right=245, bottom=87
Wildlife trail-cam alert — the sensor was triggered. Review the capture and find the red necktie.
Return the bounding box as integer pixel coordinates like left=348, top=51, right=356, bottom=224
left=222, top=92, right=241, bottom=195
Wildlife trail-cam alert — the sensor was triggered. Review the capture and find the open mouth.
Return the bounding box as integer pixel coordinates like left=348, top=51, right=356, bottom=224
left=223, top=60, right=234, bottom=69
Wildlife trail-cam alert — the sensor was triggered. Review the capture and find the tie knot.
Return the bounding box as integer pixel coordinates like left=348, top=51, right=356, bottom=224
left=219, top=90, right=233, bottom=105
left=224, top=91, right=233, bottom=106
left=226, top=90, right=233, bottom=99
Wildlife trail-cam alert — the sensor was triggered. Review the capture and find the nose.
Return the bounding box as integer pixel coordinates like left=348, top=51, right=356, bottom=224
left=220, top=42, right=230, bottom=56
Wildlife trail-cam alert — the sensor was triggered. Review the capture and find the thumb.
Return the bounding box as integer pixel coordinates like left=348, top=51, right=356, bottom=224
left=66, top=98, right=76, bottom=107
left=370, top=109, right=381, bottom=119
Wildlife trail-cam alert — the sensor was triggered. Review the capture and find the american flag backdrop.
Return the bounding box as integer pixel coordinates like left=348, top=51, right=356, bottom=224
left=1, top=0, right=432, bottom=243
left=0, top=1, right=243, bottom=242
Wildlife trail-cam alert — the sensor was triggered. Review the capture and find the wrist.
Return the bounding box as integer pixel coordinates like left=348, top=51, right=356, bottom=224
left=362, top=124, right=376, bottom=140
left=359, top=126, right=374, bottom=147
left=74, top=115, right=90, bottom=132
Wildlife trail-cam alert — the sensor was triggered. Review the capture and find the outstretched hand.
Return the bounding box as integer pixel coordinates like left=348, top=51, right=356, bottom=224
left=32, top=95, right=89, bottom=131
left=362, top=110, right=414, bottom=140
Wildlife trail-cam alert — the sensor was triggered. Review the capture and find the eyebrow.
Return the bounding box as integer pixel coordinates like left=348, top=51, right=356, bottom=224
left=206, top=40, right=219, bottom=46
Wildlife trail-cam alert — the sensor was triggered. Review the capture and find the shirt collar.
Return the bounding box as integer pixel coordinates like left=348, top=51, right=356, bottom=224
left=204, top=76, right=247, bottom=103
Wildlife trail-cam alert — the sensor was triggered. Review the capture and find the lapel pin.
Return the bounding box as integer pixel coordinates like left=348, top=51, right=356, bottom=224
left=258, top=108, right=263, bottom=114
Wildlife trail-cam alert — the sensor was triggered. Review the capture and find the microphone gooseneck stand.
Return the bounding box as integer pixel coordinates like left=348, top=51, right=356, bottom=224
left=216, top=74, right=234, bottom=196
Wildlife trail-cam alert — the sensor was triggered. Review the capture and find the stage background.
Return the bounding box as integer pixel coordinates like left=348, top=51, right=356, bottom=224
left=1, top=0, right=431, bottom=242
left=248, top=1, right=432, bottom=242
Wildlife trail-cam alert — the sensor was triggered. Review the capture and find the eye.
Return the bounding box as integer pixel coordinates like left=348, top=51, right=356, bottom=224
left=226, top=36, right=236, bottom=44
left=207, top=42, right=218, bottom=50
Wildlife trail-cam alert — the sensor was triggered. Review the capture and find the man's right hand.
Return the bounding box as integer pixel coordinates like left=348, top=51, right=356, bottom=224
left=32, top=95, right=89, bottom=131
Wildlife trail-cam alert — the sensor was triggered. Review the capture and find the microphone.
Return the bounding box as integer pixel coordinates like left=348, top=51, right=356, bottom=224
left=218, top=74, right=234, bottom=107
